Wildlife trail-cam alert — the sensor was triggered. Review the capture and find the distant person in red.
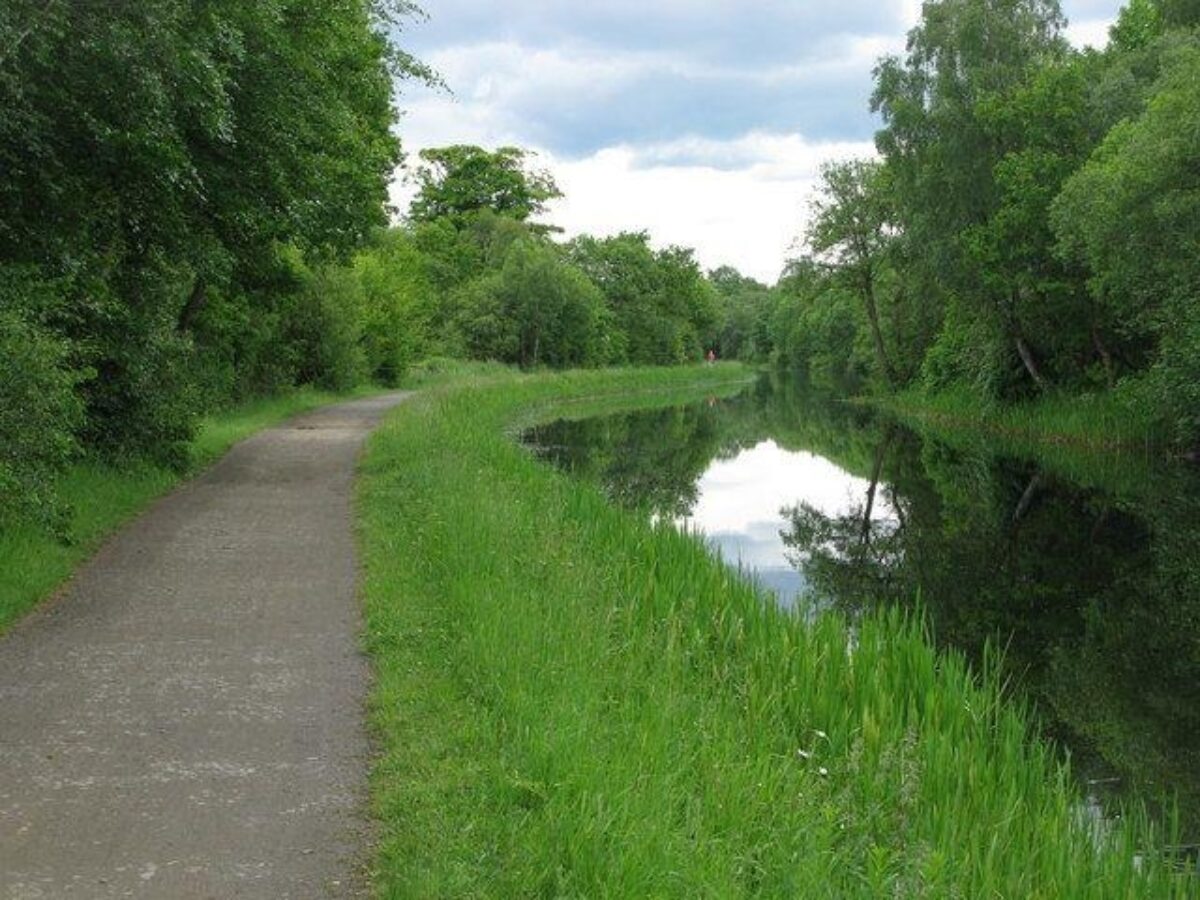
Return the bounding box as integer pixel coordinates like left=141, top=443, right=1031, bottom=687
left=706, top=349, right=716, bottom=364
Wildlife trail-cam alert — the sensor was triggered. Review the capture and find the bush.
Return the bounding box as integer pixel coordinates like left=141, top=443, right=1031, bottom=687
left=354, top=230, right=438, bottom=384
left=74, top=268, right=202, bottom=470
left=449, top=241, right=611, bottom=369
left=296, top=265, right=369, bottom=392
left=0, top=308, right=83, bottom=532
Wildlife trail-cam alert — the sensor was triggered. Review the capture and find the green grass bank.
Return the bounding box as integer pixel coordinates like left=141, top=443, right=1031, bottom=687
left=0, top=386, right=376, bottom=632
left=872, top=383, right=1168, bottom=456
left=358, top=365, right=1191, bottom=897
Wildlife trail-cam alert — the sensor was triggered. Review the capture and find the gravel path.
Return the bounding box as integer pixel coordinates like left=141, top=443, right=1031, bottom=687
left=0, top=393, right=409, bottom=898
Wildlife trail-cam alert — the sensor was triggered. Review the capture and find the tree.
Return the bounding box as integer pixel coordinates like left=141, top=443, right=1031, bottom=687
left=708, top=266, right=774, bottom=361
left=1110, top=0, right=1163, bottom=51
left=1159, top=0, right=1200, bottom=28
left=408, top=145, right=562, bottom=225
left=352, top=229, right=438, bottom=383
left=569, top=233, right=716, bottom=365
left=0, top=0, right=423, bottom=465
left=962, top=56, right=1104, bottom=390
left=872, top=0, right=1070, bottom=394
left=808, top=160, right=899, bottom=389
left=450, top=241, right=611, bottom=369
left=1052, top=41, right=1200, bottom=442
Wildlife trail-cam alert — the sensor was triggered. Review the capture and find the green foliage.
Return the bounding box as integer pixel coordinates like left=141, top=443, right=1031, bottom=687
left=353, top=230, right=438, bottom=383
left=1111, top=0, right=1164, bottom=50
left=756, top=0, right=1200, bottom=447
left=808, top=159, right=900, bottom=388
left=0, top=0, right=423, bottom=520
left=708, top=266, right=774, bottom=361
left=569, top=232, right=717, bottom=364
left=919, top=295, right=1011, bottom=401
left=1159, top=0, right=1200, bottom=28
left=449, top=240, right=611, bottom=368
left=1053, top=40, right=1200, bottom=441
left=409, top=145, right=562, bottom=224
left=0, top=303, right=82, bottom=531
left=868, top=0, right=1072, bottom=395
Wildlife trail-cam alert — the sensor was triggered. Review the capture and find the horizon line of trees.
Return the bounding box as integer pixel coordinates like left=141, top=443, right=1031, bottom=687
left=4, top=0, right=1198, bottom=535
left=756, top=0, right=1200, bottom=449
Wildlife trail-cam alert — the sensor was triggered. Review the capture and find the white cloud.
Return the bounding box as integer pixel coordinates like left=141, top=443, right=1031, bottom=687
left=390, top=132, right=875, bottom=283
left=679, top=439, right=892, bottom=583
left=547, top=135, right=875, bottom=283
left=390, top=0, right=1125, bottom=284
left=1065, top=18, right=1112, bottom=49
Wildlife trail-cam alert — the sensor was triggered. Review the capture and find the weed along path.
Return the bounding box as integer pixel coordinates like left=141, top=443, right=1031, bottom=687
left=0, top=392, right=409, bottom=898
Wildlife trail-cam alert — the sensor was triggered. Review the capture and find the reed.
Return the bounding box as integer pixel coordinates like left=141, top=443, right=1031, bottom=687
left=874, top=383, right=1167, bottom=454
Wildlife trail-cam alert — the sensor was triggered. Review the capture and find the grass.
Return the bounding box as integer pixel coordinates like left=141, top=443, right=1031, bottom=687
left=0, top=385, right=379, bottom=632
left=873, top=383, right=1167, bottom=454
left=868, top=383, right=1183, bottom=502
left=358, top=365, right=1193, bottom=897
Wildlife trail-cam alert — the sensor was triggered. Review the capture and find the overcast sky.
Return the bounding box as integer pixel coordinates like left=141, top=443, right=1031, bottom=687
left=390, top=1, right=1125, bottom=283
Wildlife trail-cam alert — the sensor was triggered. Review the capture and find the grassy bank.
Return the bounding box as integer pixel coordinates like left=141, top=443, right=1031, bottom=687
left=358, top=365, right=1191, bottom=897
left=873, top=384, right=1167, bottom=455
left=0, top=386, right=377, bottom=632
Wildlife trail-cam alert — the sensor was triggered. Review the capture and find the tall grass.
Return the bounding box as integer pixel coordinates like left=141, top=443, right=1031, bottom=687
left=358, top=365, right=1192, bottom=897
left=875, top=383, right=1167, bottom=455
left=0, top=385, right=377, bottom=632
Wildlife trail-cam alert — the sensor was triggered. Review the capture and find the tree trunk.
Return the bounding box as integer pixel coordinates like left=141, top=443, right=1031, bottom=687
left=1014, top=334, right=1048, bottom=392
left=863, top=276, right=896, bottom=390
left=888, top=486, right=907, bottom=532
left=177, top=277, right=207, bottom=333
left=1092, top=326, right=1115, bottom=389
left=1009, top=287, right=1048, bottom=392
left=1011, top=472, right=1042, bottom=528
left=860, top=429, right=893, bottom=546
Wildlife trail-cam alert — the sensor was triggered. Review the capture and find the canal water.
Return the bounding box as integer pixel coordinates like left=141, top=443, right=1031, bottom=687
left=523, top=371, right=1200, bottom=843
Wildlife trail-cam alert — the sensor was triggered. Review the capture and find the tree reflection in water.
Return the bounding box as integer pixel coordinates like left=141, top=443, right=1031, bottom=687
left=524, top=372, right=1200, bottom=841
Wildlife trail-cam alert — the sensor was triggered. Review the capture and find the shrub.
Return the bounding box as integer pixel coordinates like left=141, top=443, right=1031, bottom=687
left=0, top=307, right=83, bottom=532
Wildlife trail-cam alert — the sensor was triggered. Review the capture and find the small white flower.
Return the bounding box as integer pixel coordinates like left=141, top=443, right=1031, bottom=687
left=818, top=767, right=829, bottom=777
left=796, top=749, right=812, bottom=760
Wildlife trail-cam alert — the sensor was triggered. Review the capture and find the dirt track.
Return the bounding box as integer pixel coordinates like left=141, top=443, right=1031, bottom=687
left=0, top=393, right=409, bottom=898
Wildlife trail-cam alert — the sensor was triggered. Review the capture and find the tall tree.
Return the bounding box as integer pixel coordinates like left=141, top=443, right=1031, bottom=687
left=0, top=0, right=422, bottom=463
left=872, top=0, right=1069, bottom=394
left=808, top=160, right=899, bottom=389
left=1052, top=41, right=1200, bottom=442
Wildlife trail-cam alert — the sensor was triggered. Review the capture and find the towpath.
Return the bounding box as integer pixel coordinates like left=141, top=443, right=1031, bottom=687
left=0, top=393, right=409, bottom=898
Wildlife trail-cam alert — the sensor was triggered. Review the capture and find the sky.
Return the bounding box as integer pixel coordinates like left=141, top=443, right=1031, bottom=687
left=390, top=1, right=1125, bottom=284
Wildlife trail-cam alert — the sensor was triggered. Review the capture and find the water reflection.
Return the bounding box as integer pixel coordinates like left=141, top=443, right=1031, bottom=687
left=680, top=440, right=894, bottom=608
left=523, top=372, right=1200, bottom=842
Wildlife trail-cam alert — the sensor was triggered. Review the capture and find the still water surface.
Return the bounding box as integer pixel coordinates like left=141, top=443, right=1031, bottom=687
left=524, top=372, right=1200, bottom=842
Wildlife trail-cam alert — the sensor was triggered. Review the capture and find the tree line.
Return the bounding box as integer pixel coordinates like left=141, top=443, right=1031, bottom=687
left=0, top=0, right=431, bottom=528
left=4, top=0, right=1197, bottom=532
left=0, top=5, right=725, bottom=532
left=759, top=0, right=1200, bottom=448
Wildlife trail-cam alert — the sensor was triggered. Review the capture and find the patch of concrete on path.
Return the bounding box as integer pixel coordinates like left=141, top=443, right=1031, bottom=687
left=0, top=393, right=410, bottom=898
